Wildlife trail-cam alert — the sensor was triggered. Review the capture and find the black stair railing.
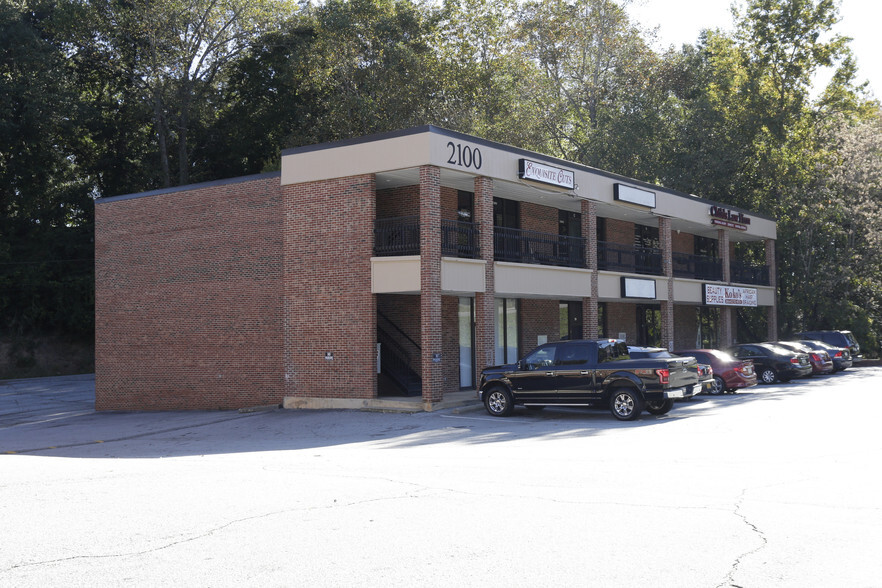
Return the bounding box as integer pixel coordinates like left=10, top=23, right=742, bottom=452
left=377, top=311, right=422, bottom=397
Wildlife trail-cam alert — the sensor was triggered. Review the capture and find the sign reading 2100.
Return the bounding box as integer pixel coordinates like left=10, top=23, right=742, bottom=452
left=446, top=141, right=482, bottom=170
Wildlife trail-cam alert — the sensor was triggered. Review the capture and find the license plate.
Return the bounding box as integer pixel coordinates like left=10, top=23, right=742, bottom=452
left=667, top=388, right=686, bottom=399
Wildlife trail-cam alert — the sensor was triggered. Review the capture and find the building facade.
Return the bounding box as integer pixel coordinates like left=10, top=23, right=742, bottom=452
left=95, top=126, right=777, bottom=410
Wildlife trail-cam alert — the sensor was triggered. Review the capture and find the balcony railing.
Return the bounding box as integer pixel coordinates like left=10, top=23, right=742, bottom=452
left=441, top=220, right=479, bottom=259
left=493, top=227, right=585, bottom=268
left=374, top=216, right=420, bottom=256
left=375, top=218, right=770, bottom=285
left=673, top=252, right=723, bottom=281
left=598, top=241, right=663, bottom=275
left=374, top=216, right=480, bottom=259
left=730, top=261, right=770, bottom=286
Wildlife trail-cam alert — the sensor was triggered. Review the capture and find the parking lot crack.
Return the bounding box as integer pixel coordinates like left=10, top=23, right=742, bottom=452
left=717, top=488, right=768, bottom=588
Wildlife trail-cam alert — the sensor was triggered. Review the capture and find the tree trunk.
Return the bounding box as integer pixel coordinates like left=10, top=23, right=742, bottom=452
left=153, top=90, right=171, bottom=188
left=177, top=80, right=192, bottom=186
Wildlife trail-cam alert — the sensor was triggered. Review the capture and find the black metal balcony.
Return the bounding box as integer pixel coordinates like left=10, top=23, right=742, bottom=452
left=493, top=227, right=585, bottom=268
left=374, top=216, right=420, bottom=256
left=672, top=252, right=723, bottom=281
left=441, top=220, right=479, bottom=258
left=598, top=241, right=663, bottom=275
left=374, top=216, right=480, bottom=259
left=730, top=261, right=770, bottom=286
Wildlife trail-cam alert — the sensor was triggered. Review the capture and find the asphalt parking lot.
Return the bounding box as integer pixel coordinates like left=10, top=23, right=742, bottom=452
left=2, top=368, right=882, bottom=587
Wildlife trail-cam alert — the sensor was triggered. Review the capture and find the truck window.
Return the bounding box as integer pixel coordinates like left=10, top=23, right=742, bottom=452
left=555, top=344, right=590, bottom=367
left=524, top=345, right=557, bottom=370
left=598, top=341, right=631, bottom=363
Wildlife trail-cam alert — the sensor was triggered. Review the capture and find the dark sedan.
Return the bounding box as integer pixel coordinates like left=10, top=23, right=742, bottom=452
left=772, top=341, right=834, bottom=375
left=674, top=349, right=757, bottom=394
left=725, top=343, right=813, bottom=384
left=799, top=340, right=853, bottom=372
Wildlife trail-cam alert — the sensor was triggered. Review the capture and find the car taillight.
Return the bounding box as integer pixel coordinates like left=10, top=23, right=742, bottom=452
left=791, top=357, right=800, bottom=365
left=655, top=368, right=670, bottom=384
left=834, top=351, right=843, bottom=358
left=810, top=353, right=821, bottom=362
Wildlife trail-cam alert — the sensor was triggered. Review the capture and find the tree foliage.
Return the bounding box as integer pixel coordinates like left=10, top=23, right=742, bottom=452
left=1, top=0, right=881, bottom=354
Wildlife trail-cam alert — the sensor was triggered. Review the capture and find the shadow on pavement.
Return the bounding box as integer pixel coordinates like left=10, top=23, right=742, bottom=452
left=0, top=369, right=872, bottom=459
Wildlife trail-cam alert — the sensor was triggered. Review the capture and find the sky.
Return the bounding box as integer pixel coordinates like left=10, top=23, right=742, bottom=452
left=625, top=0, right=882, bottom=99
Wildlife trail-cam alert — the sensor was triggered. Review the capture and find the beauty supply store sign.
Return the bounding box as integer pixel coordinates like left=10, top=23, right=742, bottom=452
left=703, top=284, right=757, bottom=307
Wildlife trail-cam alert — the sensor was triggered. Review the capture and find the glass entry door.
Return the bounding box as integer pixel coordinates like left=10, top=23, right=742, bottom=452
left=458, top=297, right=475, bottom=389
left=495, top=298, right=519, bottom=365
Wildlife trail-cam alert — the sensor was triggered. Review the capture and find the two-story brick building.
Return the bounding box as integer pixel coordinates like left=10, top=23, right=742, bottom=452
left=95, top=126, right=777, bottom=410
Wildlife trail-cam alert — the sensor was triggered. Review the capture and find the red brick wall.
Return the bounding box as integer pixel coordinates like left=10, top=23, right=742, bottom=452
left=441, top=296, right=462, bottom=392
left=283, top=174, right=377, bottom=399
left=605, top=302, right=638, bottom=343
left=521, top=202, right=559, bottom=235
left=376, top=186, right=419, bottom=219
left=520, top=299, right=562, bottom=352
left=672, top=231, right=694, bottom=254
left=440, top=186, right=461, bottom=222
left=94, top=174, right=285, bottom=410
left=674, top=305, right=700, bottom=349
left=604, top=218, right=634, bottom=246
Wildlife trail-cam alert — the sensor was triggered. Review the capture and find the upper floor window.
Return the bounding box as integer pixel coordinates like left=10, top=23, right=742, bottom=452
left=695, top=235, right=718, bottom=258
left=635, top=224, right=660, bottom=249
left=558, top=210, right=581, bottom=238
left=457, top=190, right=474, bottom=222
left=494, top=197, right=519, bottom=229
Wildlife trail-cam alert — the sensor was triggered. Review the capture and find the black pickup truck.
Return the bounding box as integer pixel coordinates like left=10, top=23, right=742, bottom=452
left=479, top=339, right=700, bottom=420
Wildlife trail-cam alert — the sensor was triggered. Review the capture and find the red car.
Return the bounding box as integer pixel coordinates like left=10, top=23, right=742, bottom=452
left=674, top=349, right=758, bottom=395
left=772, top=341, right=834, bottom=375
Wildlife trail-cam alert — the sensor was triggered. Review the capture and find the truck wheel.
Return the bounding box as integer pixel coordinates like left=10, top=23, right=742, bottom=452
left=760, top=368, right=777, bottom=384
left=710, top=376, right=725, bottom=395
left=646, top=398, right=675, bottom=415
left=610, top=388, right=644, bottom=421
left=484, top=387, right=514, bottom=417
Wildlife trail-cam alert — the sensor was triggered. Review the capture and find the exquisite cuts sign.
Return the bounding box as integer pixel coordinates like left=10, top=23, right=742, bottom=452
left=703, top=284, right=758, bottom=307
left=710, top=206, right=751, bottom=230
left=518, top=159, right=575, bottom=190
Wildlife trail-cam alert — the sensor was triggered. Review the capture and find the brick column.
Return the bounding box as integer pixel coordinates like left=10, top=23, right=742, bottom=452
left=582, top=199, right=599, bottom=338
left=474, top=176, right=495, bottom=375
left=659, top=217, right=674, bottom=350
left=420, top=165, right=443, bottom=404
left=718, top=229, right=733, bottom=345
left=765, top=238, right=778, bottom=341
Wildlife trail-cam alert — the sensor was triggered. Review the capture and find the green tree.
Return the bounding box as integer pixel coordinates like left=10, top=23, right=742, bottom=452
left=514, top=0, right=678, bottom=179
left=70, top=0, right=290, bottom=187
left=0, top=0, right=94, bottom=338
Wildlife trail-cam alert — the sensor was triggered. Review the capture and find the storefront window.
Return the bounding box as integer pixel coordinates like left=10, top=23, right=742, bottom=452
left=636, top=304, right=661, bottom=347
left=495, top=298, right=518, bottom=364
left=559, top=301, right=583, bottom=340
left=696, top=307, right=719, bottom=348
left=459, top=297, right=475, bottom=388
